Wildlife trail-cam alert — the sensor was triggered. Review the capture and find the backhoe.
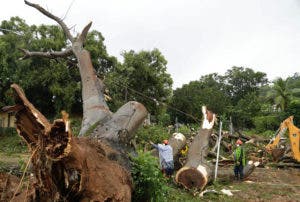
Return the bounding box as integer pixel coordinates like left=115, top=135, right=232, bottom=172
left=265, top=116, right=300, bottom=162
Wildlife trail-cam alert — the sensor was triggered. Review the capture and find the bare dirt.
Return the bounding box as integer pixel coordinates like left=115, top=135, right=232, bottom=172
left=230, top=167, right=300, bottom=202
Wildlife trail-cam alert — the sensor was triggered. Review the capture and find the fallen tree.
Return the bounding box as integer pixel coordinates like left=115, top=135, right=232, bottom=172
left=175, top=106, right=216, bottom=190
left=2, top=1, right=148, bottom=201
left=175, top=107, right=259, bottom=190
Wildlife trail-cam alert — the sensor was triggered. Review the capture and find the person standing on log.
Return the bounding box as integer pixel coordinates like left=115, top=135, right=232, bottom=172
left=233, top=139, right=246, bottom=180
left=150, top=140, right=174, bottom=177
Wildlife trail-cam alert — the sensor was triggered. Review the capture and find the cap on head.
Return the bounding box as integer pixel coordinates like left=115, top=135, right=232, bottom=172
left=236, top=139, right=243, bottom=145
left=163, top=139, right=169, bottom=145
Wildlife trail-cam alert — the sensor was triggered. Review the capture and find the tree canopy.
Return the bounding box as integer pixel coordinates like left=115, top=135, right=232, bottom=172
left=105, top=49, right=173, bottom=117
left=170, top=67, right=269, bottom=128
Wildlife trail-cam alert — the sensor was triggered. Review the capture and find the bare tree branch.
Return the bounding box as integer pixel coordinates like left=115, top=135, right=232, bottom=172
left=19, top=48, right=73, bottom=60
left=78, top=22, right=92, bottom=44
left=24, top=0, right=74, bottom=42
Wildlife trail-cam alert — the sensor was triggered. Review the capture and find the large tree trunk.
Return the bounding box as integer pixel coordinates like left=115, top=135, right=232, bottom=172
left=175, top=106, right=215, bottom=190
left=4, top=1, right=148, bottom=201
left=76, top=49, right=112, bottom=136
left=175, top=108, right=258, bottom=190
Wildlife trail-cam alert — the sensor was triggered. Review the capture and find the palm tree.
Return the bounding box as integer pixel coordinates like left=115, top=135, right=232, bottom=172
left=265, top=76, right=300, bottom=112
left=272, top=78, right=291, bottom=111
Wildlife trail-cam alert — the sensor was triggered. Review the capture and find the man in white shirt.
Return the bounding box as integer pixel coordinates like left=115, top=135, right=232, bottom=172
left=150, top=139, right=174, bottom=177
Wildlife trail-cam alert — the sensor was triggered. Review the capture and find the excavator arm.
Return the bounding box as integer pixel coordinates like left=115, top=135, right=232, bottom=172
left=265, top=122, right=287, bottom=153
left=286, top=117, right=300, bottom=161
left=265, top=116, right=300, bottom=162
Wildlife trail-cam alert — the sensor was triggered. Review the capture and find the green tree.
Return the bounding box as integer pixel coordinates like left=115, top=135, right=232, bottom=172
left=106, top=49, right=173, bottom=116
left=0, top=17, right=117, bottom=116
left=265, top=77, right=300, bottom=112
left=224, top=66, right=268, bottom=104
left=170, top=73, right=230, bottom=123
left=272, top=77, right=291, bottom=111
left=223, top=67, right=268, bottom=128
left=230, top=92, right=262, bottom=129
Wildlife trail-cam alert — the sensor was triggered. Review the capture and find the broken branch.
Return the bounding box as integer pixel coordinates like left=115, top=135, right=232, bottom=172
left=19, top=48, right=73, bottom=60
left=24, top=0, right=74, bottom=42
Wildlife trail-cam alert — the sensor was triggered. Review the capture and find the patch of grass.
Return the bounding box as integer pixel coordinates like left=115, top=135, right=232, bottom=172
left=0, top=131, right=27, bottom=155
left=164, top=179, right=248, bottom=202
left=70, top=116, right=82, bottom=136
left=84, top=121, right=101, bottom=137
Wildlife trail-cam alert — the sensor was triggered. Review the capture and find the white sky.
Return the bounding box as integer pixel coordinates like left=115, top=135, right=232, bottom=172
left=1, top=0, right=300, bottom=88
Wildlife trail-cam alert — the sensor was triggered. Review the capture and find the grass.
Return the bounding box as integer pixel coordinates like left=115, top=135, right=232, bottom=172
left=0, top=130, right=27, bottom=155
left=164, top=179, right=246, bottom=202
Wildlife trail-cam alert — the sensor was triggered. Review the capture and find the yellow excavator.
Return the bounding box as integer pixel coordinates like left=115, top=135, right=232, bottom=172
left=265, top=116, right=300, bottom=162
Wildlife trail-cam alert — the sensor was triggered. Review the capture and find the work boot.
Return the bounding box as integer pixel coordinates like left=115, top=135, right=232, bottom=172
left=234, top=175, right=238, bottom=180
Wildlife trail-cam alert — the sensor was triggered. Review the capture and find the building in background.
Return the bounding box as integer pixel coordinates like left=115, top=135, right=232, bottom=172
left=0, top=109, right=15, bottom=128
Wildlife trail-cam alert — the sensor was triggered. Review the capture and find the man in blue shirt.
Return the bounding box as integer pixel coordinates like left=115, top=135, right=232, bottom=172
left=150, top=140, right=174, bottom=177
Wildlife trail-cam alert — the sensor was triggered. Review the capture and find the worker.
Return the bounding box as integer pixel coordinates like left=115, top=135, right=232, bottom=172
left=150, top=139, right=174, bottom=177
left=233, top=139, right=246, bottom=180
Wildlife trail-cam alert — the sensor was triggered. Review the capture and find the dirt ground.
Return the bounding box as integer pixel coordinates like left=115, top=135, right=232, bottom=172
left=229, top=167, right=300, bottom=202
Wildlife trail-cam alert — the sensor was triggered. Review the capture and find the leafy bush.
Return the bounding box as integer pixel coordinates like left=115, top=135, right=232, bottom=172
left=178, top=125, right=191, bottom=136
left=157, top=113, right=171, bottom=126
left=253, top=115, right=280, bottom=133
left=131, top=151, right=168, bottom=202
left=135, top=125, right=170, bottom=149
left=286, top=100, right=300, bottom=126
left=69, top=116, right=82, bottom=136
left=260, top=130, right=276, bottom=138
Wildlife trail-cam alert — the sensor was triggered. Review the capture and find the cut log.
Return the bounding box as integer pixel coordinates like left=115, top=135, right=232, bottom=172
left=169, top=133, right=187, bottom=157
left=169, top=133, right=187, bottom=169
left=175, top=106, right=215, bottom=190
left=175, top=109, right=259, bottom=190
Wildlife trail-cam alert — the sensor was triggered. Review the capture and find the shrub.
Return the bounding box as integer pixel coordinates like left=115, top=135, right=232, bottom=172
left=253, top=115, right=280, bottom=133
left=157, top=113, right=171, bottom=126
left=135, top=125, right=170, bottom=149
left=178, top=125, right=191, bottom=136
left=131, top=151, right=168, bottom=202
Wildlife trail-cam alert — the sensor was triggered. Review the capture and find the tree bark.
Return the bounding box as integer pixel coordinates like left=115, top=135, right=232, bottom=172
left=23, top=1, right=114, bottom=136
left=175, top=106, right=258, bottom=190
left=175, top=106, right=215, bottom=190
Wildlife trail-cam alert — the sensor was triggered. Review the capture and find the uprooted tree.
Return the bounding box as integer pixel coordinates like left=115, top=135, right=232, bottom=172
left=2, top=1, right=148, bottom=201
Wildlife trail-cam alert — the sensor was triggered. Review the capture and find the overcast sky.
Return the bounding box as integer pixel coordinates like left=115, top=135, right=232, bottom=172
left=1, top=0, right=300, bottom=88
